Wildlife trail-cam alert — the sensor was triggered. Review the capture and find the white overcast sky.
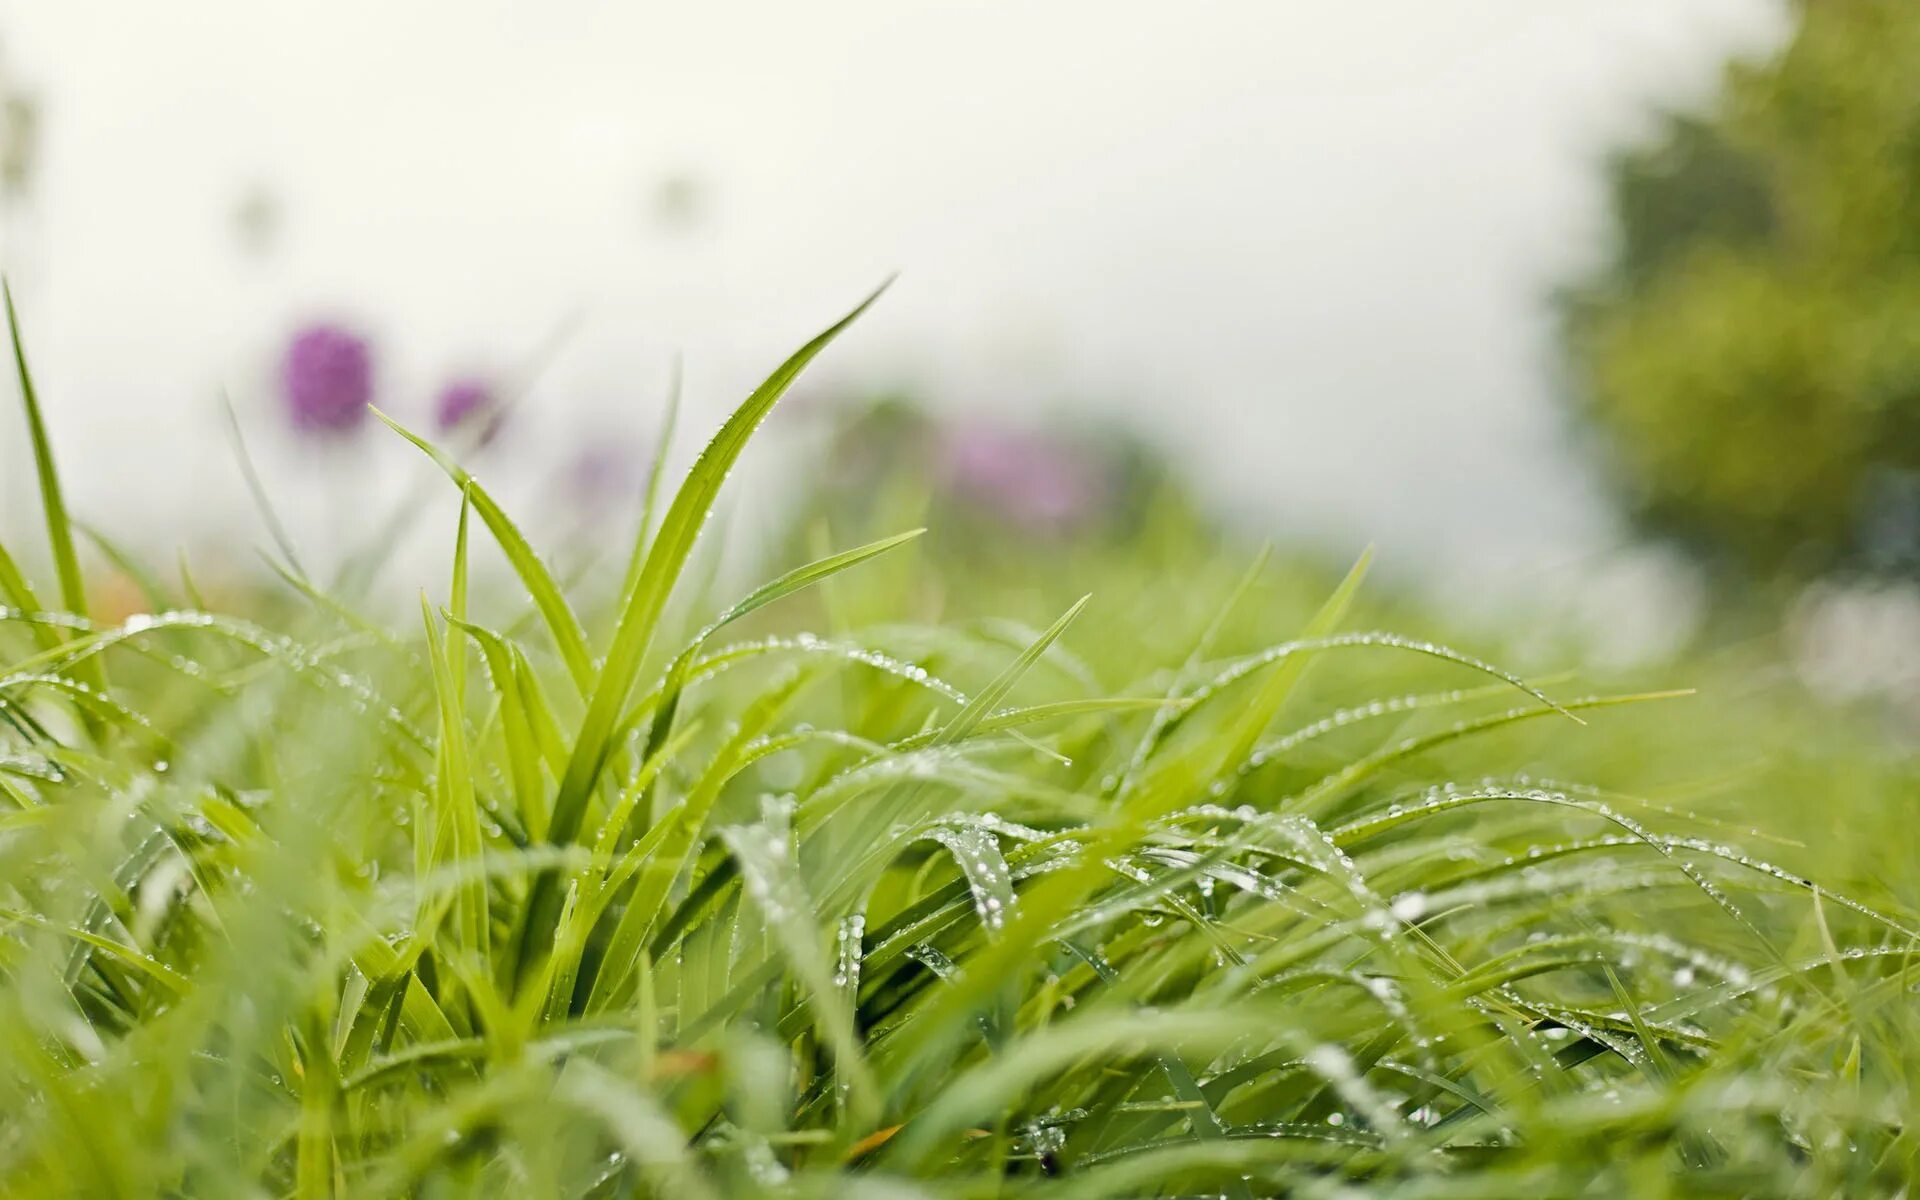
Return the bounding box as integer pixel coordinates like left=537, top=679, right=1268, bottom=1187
left=0, top=1, right=1783, bottom=599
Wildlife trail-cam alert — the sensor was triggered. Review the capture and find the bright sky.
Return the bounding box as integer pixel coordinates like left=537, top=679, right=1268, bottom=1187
left=0, top=1, right=1782, bottom=609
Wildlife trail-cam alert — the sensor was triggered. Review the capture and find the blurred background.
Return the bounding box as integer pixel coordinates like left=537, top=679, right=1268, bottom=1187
left=0, top=1, right=1914, bottom=725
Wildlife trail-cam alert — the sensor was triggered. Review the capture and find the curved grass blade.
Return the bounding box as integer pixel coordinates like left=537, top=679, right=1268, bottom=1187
left=222, top=394, right=307, bottom=580
left=811, top=595, right=1089, bottom=905
left=419, top=596, right=488, bottom=966
left=1124, top=547, right=1374, bottom=821
left=638, top=527, right=924, bottom=778
left=5, top=281, right=102, bottom=700
left=0, top=540, right=59, bottom=654
left=5, top=281, right=87, bottom=625
left=612, top=357, right=682, bottom=630
left=579, top=674, right=808, bottom=1015
left=375, top=409, right=595, bottom=693
left=561, top=282, right=891, bottom=841
left=0, top=906, right=187, bottom=994
left=515, top=282, right=889, bottom=992
left=719, top=809, right=880, bottom=1126
left=884, top=696, right=1184, bottom=755
left=1062, top=940, right=1250, bottom=1200
left=1295, top=690, right=1692, bottom=817
left=447, top=614, right=549, bottom=839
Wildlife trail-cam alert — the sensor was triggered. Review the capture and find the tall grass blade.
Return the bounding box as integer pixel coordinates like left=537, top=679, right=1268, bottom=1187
left=4, top=281, right=87, bottom=624
left=376, top=409, right=596, bottom=693
left=514, top=282, right=889, bottom=991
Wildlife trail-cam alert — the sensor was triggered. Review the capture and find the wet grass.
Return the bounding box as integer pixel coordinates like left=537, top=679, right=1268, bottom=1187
left=0, top=289, right=1914, bottom=1197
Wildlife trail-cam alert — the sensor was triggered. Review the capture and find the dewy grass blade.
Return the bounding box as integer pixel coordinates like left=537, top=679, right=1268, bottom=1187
left=1125, top=546, right=1373, bottom=821
left=1294, top=689, right=1694, bottom=817
left=376, top=408, right=596, bottom=694
left=580, top=674, right=809, bottom=1015
left=513, top=281, right=890, bottom=992
left=638, top=527, right=924, bottom=771
left=1112, top=543, right=1273, bottom=797
left=810, top=594, right=1090, bottom=906
left=420, top=595, right=489, bottom=968
left=0, top=540, right=60, bottom=654
left=447, top=613, right=549, bottom=839
left=1060, top=941, right=1251, bottom=1200
left=935, top=594, right=1091, bottom=749
left=4, top=281, right=87, bottom=624
left=4, top=281, right=103, bottom=695
left=719, top=813, right=880, bottom=1127
left=882, top=696, right=1189, bottom=754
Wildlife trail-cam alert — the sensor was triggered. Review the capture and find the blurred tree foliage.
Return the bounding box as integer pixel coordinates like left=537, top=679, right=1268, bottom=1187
left=1561, top=0, right=1920, bottom=582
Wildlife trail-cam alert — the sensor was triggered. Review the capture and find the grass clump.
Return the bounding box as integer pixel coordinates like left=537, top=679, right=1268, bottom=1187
left=0, top=289, right=1915, bottom=1198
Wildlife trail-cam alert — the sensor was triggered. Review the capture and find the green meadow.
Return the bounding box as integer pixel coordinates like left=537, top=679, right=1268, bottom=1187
left=0, top=283, right=1913, bottom=1198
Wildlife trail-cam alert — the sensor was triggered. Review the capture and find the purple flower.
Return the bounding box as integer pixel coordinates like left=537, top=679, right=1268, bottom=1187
left=435, top=377, right=503, bottom=442
left=939, top=423, right=1104, bottom=532
left=566, top=440, right=644, bottom=510
left=282, top=323, right=372, bottom=435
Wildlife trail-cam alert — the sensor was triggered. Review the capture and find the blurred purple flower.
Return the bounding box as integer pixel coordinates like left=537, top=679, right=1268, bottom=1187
left=282, top=323, right=372, bottom=435
left=567, top=440, right=644, bottom=510
left=939, top=423, right=1104, bottom=532
left=435, top=377, right=504, bottom=443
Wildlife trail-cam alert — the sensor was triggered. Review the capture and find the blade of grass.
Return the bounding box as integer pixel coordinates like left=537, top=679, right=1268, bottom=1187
left=612, top=357, right=682, bottom=629
left=4, top=280, right=103, bottom=701
left=420, top=596, right=488, bottom=971
left=637, top=527, right=924, bottom=782
left=513, top=282, right=889, bottom=993
left=376, top=410, right=596, bottom=694
left=1126, top=547, right=1374, bottom=821
left=222, top=394, right=307, bottom=581
left=5, top=280, right=88, bottom=624
left=0, top=539, right=60, bottom=654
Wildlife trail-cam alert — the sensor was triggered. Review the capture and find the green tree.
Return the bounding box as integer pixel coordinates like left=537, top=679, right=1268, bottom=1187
left=1561, top=0, right=1920, bottom=581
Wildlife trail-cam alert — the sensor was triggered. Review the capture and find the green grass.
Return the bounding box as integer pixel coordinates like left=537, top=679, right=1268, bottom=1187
left=0, top=291, right=1915, bottom=1198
